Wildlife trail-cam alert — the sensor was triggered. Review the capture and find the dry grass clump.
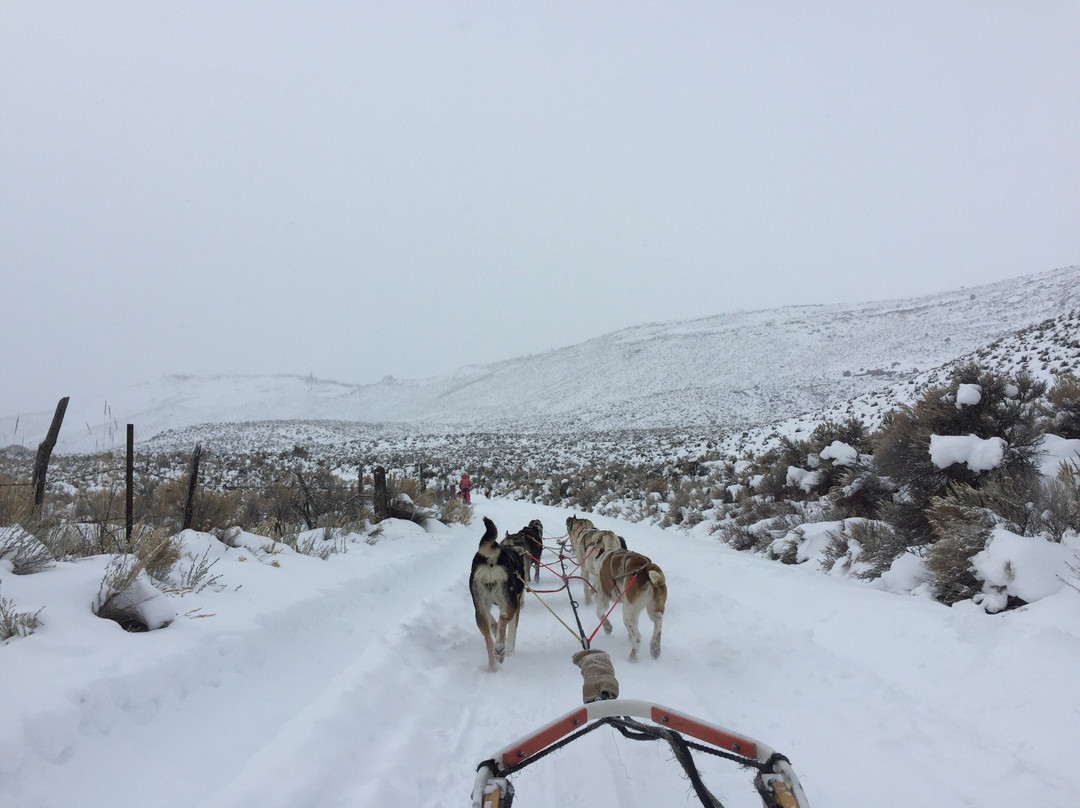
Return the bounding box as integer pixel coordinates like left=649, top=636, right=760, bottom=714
left=0, top=475, right=33, bottom=528
left=0, top=527, right=54, bottom=574
left=439, top=495, right=473, bottom=525
left=0, top=583, right=43, bottom=641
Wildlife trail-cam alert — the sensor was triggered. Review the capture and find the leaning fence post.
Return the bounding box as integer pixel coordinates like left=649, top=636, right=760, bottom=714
left=32, top=396, right=69, bottom=510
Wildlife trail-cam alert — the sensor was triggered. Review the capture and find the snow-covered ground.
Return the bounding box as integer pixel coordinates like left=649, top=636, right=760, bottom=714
left=3, top=498, right=1080, bottom=808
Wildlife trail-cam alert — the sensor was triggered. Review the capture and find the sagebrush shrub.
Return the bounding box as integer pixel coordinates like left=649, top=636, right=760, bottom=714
left=873, top=363, right=1044, bottom=544
left=1036, top=463, right=1080, bottom=542
left=1043, top=372, right=1080, bottom=438
left=829, top=467, right=893, bottom=520
left=848, top=519, right=906, bottom=580
left=924, top=495, right=995, bottom=605
left=714, top=520, right=768, bottom=552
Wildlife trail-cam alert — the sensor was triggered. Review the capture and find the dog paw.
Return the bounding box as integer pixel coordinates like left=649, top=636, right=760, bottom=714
left=628, top=649, right=639, bottom=662
left=494, top=642, right=505, bottom=663
left=602, top=620, right=613, bottom=635
left=650, top=643, right=661, bottom=660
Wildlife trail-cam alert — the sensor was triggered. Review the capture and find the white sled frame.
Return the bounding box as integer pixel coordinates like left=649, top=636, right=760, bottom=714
left=472, top=698, right=810, bottom=808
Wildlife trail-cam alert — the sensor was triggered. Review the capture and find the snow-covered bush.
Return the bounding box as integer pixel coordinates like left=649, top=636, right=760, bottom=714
left=873, top=363, right=1044, bottom=545
left=94, top=555, right=175, bottom=632
left=823, top=518, right=906, bottom=580
left=829, top=466, right=893, bottom=520
left=970, top=527, right=1079, bottom=612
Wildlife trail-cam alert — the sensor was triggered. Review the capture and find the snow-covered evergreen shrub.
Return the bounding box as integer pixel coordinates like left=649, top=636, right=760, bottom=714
left=753, top=437, right=813, bottom=499
left=829, top=467, right=894, bottom=520
left=873, top=363, right=1044, bottom=545
left=714, top=521, right=769, bottom=552
left=847, top=519, right=906, bottom=580
left=943, top=474, right=1043, bottom=538
left=807, top=417, right=871, bottom=494
left=819, top=529, right=851, bottom=573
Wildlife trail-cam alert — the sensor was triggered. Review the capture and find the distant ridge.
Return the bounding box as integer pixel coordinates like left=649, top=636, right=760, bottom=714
left=3, top=265, right=1078, bottom=454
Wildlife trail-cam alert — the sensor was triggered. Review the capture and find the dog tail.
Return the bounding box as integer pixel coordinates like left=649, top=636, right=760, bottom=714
left=481, top=517, right=498, bottom=544
left=648, top=568, right=664, bottom=587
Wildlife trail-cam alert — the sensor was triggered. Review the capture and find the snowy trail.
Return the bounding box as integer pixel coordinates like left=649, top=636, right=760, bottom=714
left=195, top=497, right=1079, bottom=808
left=6, top=498, right=1080, bottom=808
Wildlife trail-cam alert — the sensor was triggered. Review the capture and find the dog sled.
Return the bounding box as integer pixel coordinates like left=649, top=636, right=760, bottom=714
left=472, top=525, right=810, bottom=807
left=471, top=649, right=811, bottom=808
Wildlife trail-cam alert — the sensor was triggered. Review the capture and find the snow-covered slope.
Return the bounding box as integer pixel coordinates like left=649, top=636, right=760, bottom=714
left=3, top=265, right=1078, bottom=453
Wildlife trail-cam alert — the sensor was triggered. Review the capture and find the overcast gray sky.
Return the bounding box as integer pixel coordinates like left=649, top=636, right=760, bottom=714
left=2, top=1, right=1078, bottom=417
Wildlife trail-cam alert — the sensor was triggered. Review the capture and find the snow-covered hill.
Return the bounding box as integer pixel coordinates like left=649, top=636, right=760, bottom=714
left=3, top=265, right=1078, bottom=454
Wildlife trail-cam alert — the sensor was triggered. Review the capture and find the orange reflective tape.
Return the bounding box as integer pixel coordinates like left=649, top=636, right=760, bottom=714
left=650, top=706, right=758, bottom=759
left=501, top=708, right=590, bottom=766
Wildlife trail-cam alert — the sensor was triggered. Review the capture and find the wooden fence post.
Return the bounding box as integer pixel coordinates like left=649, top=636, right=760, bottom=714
left=126, top=424, right=134, bottom=543
left=295, top=470, right=316, bottom=530
left=32, top=396, right=69, bottom=509
left=182, top=443, right=202, bottom=531
left=373, top=466, right=389, bottom=522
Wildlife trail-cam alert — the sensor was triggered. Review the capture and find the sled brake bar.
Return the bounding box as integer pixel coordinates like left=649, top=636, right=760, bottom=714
left=472, top=699, right=810, bottom=808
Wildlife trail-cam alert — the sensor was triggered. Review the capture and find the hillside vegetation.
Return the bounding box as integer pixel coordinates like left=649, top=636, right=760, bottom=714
left=3, top=274, right=1080, bottom=615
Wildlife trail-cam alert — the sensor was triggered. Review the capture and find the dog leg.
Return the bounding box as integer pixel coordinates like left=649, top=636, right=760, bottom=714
left=648, top=604, right=663, bottom=659
left=623, top=602, right=643, bottom=662
left=476, top=609, right=498, bottom=671
left=582, top=572, right=593, bottom=605
left=494, top=612, right=509, bottom=664
left=594, top=592, right=614, bottom=635
left=505, top=603, right=520, bottom=657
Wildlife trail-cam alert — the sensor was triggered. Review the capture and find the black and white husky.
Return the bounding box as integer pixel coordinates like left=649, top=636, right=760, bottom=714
left=500, top=519, right=545, bottom=583
left=470, top=517, right=526, bottom=671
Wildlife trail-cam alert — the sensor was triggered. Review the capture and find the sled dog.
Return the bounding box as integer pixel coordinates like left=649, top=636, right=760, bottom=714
left=470, top=517, right=526, bottom=671
left=566, top=515, right=627, bottom=604
left=594, top=548, right=667, bottom=661
left=501, top=519, right=544, bottom=583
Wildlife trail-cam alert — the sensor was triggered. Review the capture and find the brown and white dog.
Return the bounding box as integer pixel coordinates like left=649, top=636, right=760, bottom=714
left=470, top=517, right=526, bottom=671
left=566, top=515, right=627, bottom=603
left=594, top=548, right=666, bottom=661
left=500, top=519, right=544, bottom=583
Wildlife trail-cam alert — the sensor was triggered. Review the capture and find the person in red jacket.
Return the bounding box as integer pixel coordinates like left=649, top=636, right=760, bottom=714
left=458, top=472, right=472, bottom=504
